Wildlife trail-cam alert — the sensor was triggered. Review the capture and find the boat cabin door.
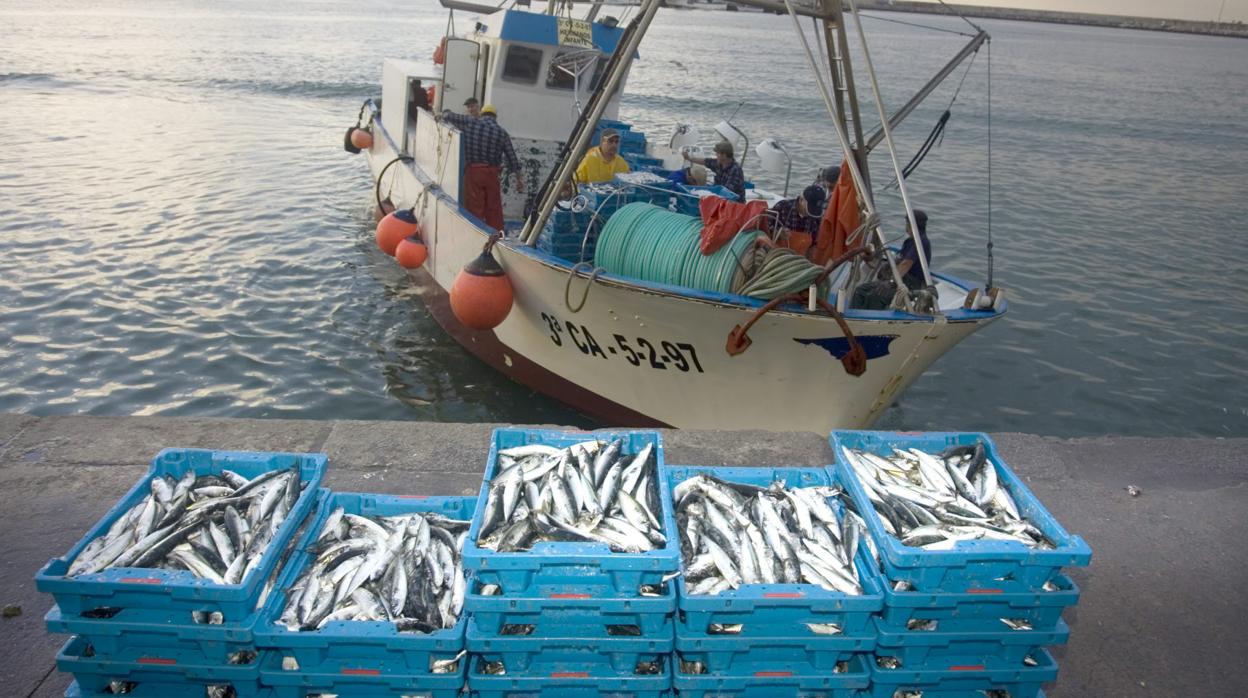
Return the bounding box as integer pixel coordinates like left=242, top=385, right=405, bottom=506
left=438, top=38, right=485, bottom=112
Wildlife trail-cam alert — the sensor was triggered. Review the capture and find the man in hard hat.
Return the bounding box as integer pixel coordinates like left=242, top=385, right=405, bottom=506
left=439, top=104, right=524, bottom=231
left=574, top=129, right=630, bottom=184
left=684, top=141, right=745, bottom=201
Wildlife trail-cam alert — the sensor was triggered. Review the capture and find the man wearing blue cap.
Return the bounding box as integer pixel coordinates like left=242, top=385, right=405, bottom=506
left=769, top=184, right=827, bottom=256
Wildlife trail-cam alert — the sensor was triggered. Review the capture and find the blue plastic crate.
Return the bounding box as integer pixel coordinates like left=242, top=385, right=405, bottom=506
left=868, top=647, right=1057, bottom=697
left=664, top=466, right=884, bottom=640
left=65, top=679, right=273, bottom=698
left=466, top=617, right=673, bottom=673
left=46, top=605, right=260, bottom=665
left=873, top=618, right=1069, bottom=671
left=467, top=657, right=672, bottom=698
left=879, top=574, right=1079, bottom=633
left=37, top=448, right=327, bottom=622
left=674, top=653, right=870, bottom=698
left=466, top=576, right=675, bottom=637
left=462, top=429, right=679, bottom=596
left=254, top=492, right=475, bottom=676
left=675, top=630, right=873, bottom=674
left=831, top=431, right=1092, bottom=592
left=259, top=649, right=465, bottom=698
left=56, top=635, right=263, bottom=694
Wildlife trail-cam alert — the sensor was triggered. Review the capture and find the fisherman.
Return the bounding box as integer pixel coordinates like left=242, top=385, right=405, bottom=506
left=684, top=141, right=745, bottom=201
left=666, top=162, right=709, bottom=187
left=575, top=128, right=630, bottom=184
left=463, top=97, right=481, bottom=118
left=850, top=209, right=933, bottom=309
left=769, top=185, right=826, bottom=256
left=438, top=104, right=524, bottom=231
left=818, top=164, right=840, bottom=192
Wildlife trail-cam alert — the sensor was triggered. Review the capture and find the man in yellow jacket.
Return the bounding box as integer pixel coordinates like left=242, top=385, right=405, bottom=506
left=575, top=129, right=630, bottom=184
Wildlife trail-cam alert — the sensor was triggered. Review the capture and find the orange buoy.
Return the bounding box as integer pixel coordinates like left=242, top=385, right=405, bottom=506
left=433, top=36, right=447, bottom=65
left=449, top=246, right=513, bottom=330
left=350, top=128, right=373, bottom=150
left=395, top=235, right=428, bottom=269
left=426, top=85, right=436, bottom=109
left=376, top=210, right=419, bottom=256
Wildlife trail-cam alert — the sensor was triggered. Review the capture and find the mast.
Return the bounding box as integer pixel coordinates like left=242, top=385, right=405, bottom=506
left=824, top=0, right=870, bottom=193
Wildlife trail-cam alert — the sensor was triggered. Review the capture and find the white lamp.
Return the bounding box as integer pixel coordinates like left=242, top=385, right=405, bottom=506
left=755, top=139, right=792, bottom=197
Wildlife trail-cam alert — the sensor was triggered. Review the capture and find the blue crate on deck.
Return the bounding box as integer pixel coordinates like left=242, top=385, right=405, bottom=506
left=868, top=647, right=1058, bottom=698
left=466, top=576, right=676, bottom=636
left=462, top=429, right=679, bottom=596
left=56, top=635, right=264, bottom=696
left=672, top=184, right=738, bottom=216
left=873, top=617, right=1069, bottom=671
left=46, top=604, right=261, bottom=665
left=831, top=431, right=1092, bottom=592
left=879, top=573, right=1080, bottom=632
left=37, top=448, right=327, bottom=622
left=254, top=492, right=475, bottom=677
left=467, top=616, right=674, bottom=673
left=673, top=653, right=870, bottom=698
left=468, top=657, right=672, bottom=698
left=664, top=466, right=884, bottom=640
left=259, top=650, right=465, bottom=698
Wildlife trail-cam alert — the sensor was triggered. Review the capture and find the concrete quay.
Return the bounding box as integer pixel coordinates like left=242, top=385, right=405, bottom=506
left=0, top=413, right=1244, bottom=697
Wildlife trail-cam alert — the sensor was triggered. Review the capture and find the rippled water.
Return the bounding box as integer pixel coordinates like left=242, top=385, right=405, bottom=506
left=1, top=1, right=1245, bottom=436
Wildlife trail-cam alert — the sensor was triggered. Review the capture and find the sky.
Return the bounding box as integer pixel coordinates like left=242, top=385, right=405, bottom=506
left=912, top=0, right=1248, bottom=23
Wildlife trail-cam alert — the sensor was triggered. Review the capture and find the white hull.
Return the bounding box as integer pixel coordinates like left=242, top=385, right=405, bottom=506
left=364, top=115, right=1004, bottom=432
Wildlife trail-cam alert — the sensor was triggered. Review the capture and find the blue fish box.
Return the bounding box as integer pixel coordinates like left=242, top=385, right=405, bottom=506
left=879, top=573, right=1080, bottom=633
left=831, top=431, right=1092, bottom=592
left=663, top=466, right=884, bottom=640
left=467, top=656, right=673, bottom=698
left=873, top=617, right=1069, bottom=671
left=466, top=575, right=675, bottom=637
left=45, top=604, right=261, bottom=666
left=673, top=653, right=870, bottom=698
left=37, top=448, right=327, bottom=622
left=254, top=492, right=475, bottom=678
left=259, top=649, right=465, bottom=698
left=56, top=635, right=263, bottom=695
left=868, top=647, right=1058, bottom=698
left=462, top=429, right=679, bottom=597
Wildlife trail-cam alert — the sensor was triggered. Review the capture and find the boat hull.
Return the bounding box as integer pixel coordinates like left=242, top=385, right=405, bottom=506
left=364, top=117, right=1004, bottom=432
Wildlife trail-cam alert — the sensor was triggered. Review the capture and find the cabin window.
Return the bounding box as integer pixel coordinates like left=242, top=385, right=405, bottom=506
left=546, top=50, right=607, bottom=91
left=501, top=45, right=543, bottom=84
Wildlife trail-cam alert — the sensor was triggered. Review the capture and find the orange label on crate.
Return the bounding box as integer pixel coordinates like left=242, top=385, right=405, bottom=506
left=120, top=578, right=162, bottom=584
left=754, top=671, right=794, bottom=677
left=763, top=592, right=805, bottom=598
left=341, top=668, right=381, bottom=676
left=551, top=672, right=590, bottom=678
left=950, top=665, right=986, bottom=671
left=138, top=657, right=177, bottom=665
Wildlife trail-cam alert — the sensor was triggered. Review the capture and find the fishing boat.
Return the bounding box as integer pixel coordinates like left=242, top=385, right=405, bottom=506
left=347, top=0, right=1004, bottom=431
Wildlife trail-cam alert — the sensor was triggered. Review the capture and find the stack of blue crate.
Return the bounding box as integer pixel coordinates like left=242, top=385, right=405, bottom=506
left=253, top=492, right=475, bottom=698
left=537, top=183, right=639, bottom=263
left=830, top=431, right=1092, bottom=698
left=36, top=448, right=328, bottom=698
left=462, top=428, right=680, bottom=698
left=663, top=466, right=877, bottom=698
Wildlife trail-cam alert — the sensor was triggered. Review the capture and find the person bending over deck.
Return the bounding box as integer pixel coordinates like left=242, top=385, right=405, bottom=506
left=770, top=185, right=827, bottom=257
left=850, top=209, right=933, bottom=310
left=575, top=129, right=630, bottom=184
left=439, top=104, right=524, bottom=232
left=684, top=141, right=745, bottom=201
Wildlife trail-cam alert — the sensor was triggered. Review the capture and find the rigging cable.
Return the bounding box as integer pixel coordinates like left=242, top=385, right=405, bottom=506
left=858, top=12, right=975, bottom=37
left=887, top=48, right=978, bottom=186
left=937, top=0, right=985, bottom=33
